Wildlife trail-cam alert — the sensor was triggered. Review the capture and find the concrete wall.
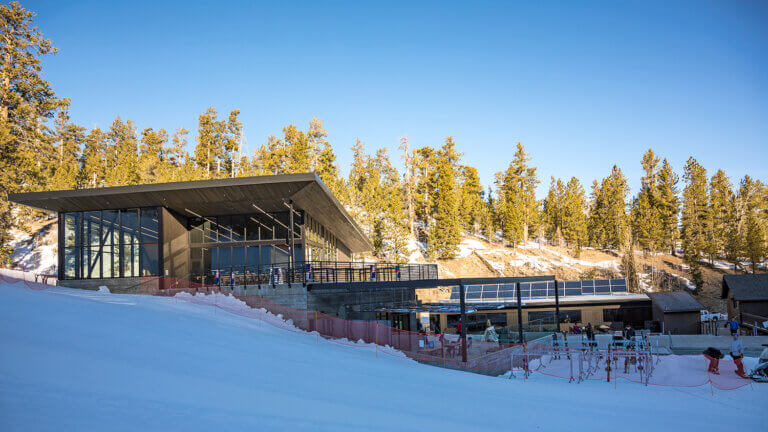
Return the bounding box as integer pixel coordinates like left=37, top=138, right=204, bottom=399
left=58, top=277, right=158, bottom=294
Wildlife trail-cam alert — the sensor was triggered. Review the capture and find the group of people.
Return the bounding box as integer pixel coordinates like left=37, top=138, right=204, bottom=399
left=704, top=317, right=747, bottom=378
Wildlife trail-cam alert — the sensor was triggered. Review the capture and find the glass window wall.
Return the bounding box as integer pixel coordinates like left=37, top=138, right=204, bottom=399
left=60, top=207, right=161, bottom=280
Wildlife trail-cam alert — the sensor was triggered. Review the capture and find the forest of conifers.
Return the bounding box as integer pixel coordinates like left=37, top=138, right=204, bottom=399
left=1, top=2, right=766, bottom=288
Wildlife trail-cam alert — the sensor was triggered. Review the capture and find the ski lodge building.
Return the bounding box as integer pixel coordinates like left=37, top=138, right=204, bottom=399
left=10, top=173, right=699, bottom=336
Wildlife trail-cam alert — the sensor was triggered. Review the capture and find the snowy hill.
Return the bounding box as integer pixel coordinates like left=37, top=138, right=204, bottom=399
left=1, top=277, right=765, bottom=431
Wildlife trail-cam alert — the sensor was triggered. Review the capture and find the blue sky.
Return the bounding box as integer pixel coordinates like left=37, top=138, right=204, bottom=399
left=27, top=0, right=768, bottom=197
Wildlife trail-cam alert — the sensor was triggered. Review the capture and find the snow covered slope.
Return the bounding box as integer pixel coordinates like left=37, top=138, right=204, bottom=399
left=0, top=280, right=764, bottom=431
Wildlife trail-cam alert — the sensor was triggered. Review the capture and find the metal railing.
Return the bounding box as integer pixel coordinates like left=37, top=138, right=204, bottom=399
left=189, top=261, right=439, bottom=287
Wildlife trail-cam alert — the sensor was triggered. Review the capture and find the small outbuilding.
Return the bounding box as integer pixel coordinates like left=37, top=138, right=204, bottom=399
left=647, top=291, right=704, bottom=334
left=722, top=274, right=768, bottom=331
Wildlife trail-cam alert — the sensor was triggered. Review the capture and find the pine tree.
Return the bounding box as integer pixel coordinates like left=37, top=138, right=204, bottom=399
left=283, top=123, right=310, bottom=173
left=76, top=128, right=106, bottom=188
left=497, top=142, right=538, bottom=246
left=412, top=146, right=437, bottom=240
left=589, top=166, right=629, bottom=250
left=744, top=211, right=766, bottom=273
left=562, top=177, right=588, bottom=256
left=458, top=165, right=484, bottom=234
left=631, top=149, right=662, bottom=252
left=138, top=127, right=168, bottom=183
left=657, top=159, right=680, bottom=255
left=316, top=140, right=345, bottom=202
left=681, top=157, right=708, bottom=289
left=50, top=108, right=85, bottom=190
left=707, top=169, right=736, bottom=260
left=0, top=2, right=66, bottom=262
left=427, top=137, right=461, bottom=258
left=542, top=177, right=565, bottom=245
left=399, top=135, right=416, bottom=237
left=103, top=117, right=140, bottom=186
left=193, top=108, right=239, bottom=178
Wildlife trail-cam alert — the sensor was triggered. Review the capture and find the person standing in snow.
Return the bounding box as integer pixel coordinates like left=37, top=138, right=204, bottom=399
left=730, top=333, right=747, bottom=378
left=729, top=317, right=740, bottom=335
left=483, top=319, right=499, bottom=343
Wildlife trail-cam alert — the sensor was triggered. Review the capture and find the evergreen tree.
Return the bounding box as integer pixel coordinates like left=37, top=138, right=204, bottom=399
left=138, top=127, right=168, bottom=183
left=744, top=211, right=766, bottom=273
left=399, top=135, right=416, bottom=237
left=50, top=108, right=85, bottom=190
left=681, top=157, right=708, bottom=289
left=0, top=1, right=66, bottom=262
left=427, top=137, right=461, bottom=258
left=631, top=149, right=662, bottom=252
left=103, top=117, right=140, bottom=186
left=497, top=142, right=538, bottom=246
left=316, top=140, right=345, bottom=202
left=412, top=145, right=437, bottom=240
left=76, top=128, right=106, bottom=188
left=458, top=165, right=484, bottom=234
left=542, top=177, right=565, bottom=245
left=657, top=158, right=680, bottom=255
left=589, top=166, right=629, bottom=249
left=707, top=169, right=737, bottom=260
left=283, top=123, right=310, bottom=174
left=562, top=177, right=588, bottom=256
left=193, top=107, right=240, bottom=178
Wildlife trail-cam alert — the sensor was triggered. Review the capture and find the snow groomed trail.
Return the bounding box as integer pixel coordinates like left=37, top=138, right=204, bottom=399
left=0, top=276, right=765, bottom=431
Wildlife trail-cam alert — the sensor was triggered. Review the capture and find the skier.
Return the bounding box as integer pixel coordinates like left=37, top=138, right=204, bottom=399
left=730, top=333, right=747, bottom=378
left=585, top=323, right=595, bottom=349
left=703, top=347, right=723, bottom=374
left=623, top=325, right=636, bottom=349
left=728, top=317, right=740, bottom=335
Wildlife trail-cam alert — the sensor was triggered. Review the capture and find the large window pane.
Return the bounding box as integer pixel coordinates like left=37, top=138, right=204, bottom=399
left=232, top=246, right=245, bottom=269
left=121, top=209, right=139, bottom=244
left=64, top=247, right=78, bottom=279
left=217, top=216, right=232, bottom=242
left=139, top=244, right=159, bottom=276
left=140, top=208, right=159, bottom=243
left=123, top=243, right=138, bottom=277
left=231, top=215, right=245, bottom=242
left=245, top=216, right=261, bottom=240
left=64, top=213, right=80, bottom=247
left=85, top=211, right=100, bottom=248
left=246, top=246, right=259, bottom=271
left=260, top=246, right=273, bottom=269
left=218, top=246, right=231, bottom=270
left=102, top=245, right=113, bottom=278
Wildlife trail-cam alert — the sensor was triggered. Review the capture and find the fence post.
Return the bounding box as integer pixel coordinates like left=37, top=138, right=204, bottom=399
left=441, top=334, right=445, bottom=368
left=376, top=322, right=379, bottom=358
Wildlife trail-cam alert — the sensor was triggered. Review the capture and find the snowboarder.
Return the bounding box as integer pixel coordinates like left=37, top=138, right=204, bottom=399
left=730, top=333, right=747, bottom=378
left=703, top=347, right=723, bottom=374
left=729, top=317, right=740, bottom=335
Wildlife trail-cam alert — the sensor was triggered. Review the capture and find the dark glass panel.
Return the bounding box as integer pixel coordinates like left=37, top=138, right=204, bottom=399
left=140, top=208, right=159, bottom=243
left=466, top=292, right=481, bottom=299
left=139, top=243, right=159, bottom=276
left=245, top=216, right=260, bottom=240
left=232, top=246, right=245, bottom=268
left=202, top=248, right=212, bottom=274
left=64, top=247, right=78, bottom=279
left=123, top=243, right=138, bottom=277
left=203, top=219, right=215, bottom=243
left=218, top=246, right=231, bottom=270
left=85, top=211, right=101, bottom=247
left=63, top=213, right=80, bottom=247
left=102, top=245, right=113, bottom=278
left=246, top=246, right=259, bottom=270
left=565, top=288, right=582, bottom=296
left=217, top=216, right=232, bottom=242
left=467, top=285, right=482, bottom=293
left=260, top=246, right=273, bottom=269
left=121, top=209, right=139, bottom=244
left=231, top=215, right=245, bottom=242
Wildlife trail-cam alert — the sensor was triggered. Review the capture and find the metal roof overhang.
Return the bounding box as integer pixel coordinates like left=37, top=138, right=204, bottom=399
left=8, top=173, right=373, bottom=253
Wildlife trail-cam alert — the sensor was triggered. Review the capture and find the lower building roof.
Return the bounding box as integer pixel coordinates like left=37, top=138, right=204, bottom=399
left=8, top=173, right=372, bottom=253
left=722, top=274, right=768, bottom=301
left=647, top=291, right=704, bottom=313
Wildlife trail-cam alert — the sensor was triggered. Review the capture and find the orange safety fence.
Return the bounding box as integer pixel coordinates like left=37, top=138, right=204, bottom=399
left=0, top=271, right=755, bottom=391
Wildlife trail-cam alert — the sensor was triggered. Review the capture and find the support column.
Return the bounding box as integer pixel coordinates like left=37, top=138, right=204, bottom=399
left=554, top=278, right=560, bottom=333
left=516, top=282, right=524, bottom=343
left=459, top=283, right=467, bottom=363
